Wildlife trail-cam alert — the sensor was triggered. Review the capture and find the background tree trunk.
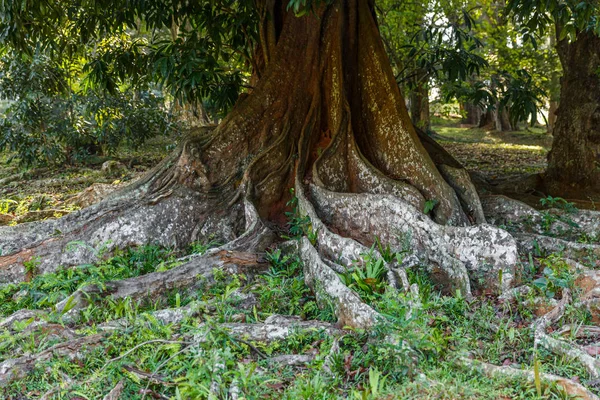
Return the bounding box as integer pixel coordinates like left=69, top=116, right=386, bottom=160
left=479, top=108, right=495, bottom=129
left=410, top=73, right=431, bottom=133
left=461, top=102, right=481, bottom=126
left=495, top=104, right=514, bottom=132
left=547, top=100, right=558, bottom=134
left=545, top=31, right=600, bottom=198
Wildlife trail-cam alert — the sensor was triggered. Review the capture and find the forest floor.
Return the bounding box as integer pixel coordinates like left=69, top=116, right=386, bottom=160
left=1, top=121, right=598, bottom=399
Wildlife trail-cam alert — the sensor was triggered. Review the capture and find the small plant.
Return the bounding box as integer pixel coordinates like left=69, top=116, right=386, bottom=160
left=532, top=256, right=574, bottom=299
left=540, top=196, right=578, bottom=214
left=23, top=257, right=40, bottom=275
left=284, top=188, right=318, bottom=243
left=423, top=199, right=439, bottom=214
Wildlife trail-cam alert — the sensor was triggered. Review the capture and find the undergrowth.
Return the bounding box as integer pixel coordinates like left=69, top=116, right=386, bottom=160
left=0, top=208, right=596, bottom=399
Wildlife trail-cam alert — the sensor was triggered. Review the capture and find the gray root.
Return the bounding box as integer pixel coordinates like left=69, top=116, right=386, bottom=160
left=536, top=332, right=600, bottom=379
left=0, top=155, right=268, bottom=285
left=528, top=290, right=600, bottom=381
left=193, top=314, right=344, bottom=343
left=267, top=354, right=315, bottom=367
left=102, top=380, right=125, bottom=400
left=299, top=237, right=379, bottom=329
left=295, top=179, right=410, bottom=292
left=0, top=334, right=106, bottom=387
left=460, top=358, right=600, bottom=400
left=516, top=233, right=600, bottom=262
left=483, top=195, right=600, bottom=239
left=55, top=249, right=268, bottom=317
left=308, top=184, right=517, bottom=296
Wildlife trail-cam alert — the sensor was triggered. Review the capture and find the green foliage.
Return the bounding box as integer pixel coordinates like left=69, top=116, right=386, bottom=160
left=253, top=248, right=332, bottom=321
left=540, top=196, right=578, bottom=213
left=507, top=0, right=600, bottom=42
left=497, top=69, right=546, bottom=127
left=532, top=255, right=574, bottom=299
left=424, top=198, right=439, bottom=214
left=285, top=188, right=318, bottom=243
left=0, top=52, right=174, bottom=166
left=0, top=244, right=177, bottom=317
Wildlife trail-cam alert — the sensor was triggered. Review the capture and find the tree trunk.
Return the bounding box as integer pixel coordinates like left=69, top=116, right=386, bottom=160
left=410, top=73, right=431, bottom=132
left=479, top=107, right=495, bottom=129
left=495, top=104, right=514, bottom=132
left=461, top=103, right=481, bottom=126
left=547, top=100, right=558, bottom=134
left=0, top=0, right=517, bottom=304
left=545, top=31, right=600, bottom=198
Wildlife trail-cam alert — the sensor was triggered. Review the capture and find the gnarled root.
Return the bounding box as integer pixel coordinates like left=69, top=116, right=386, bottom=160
left=0, top=334, right=106, bottom=387
left=299, top=237, right=379, bottom=329
left=0, top=133, right=259, bottom=284
left=460, top=358, right=600, bottom=400
left=531, top=289, right=600, bottom=381
left=0, top=314, right=341, bottom=387
left=307, top=183, right=517, bottom=296
left=55, top=249, right=269, bottom=317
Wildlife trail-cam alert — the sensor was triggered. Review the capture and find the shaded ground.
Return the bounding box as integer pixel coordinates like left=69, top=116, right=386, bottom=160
left=432, top=117, right=552, bottom=180
left=2, top=126, right=600, bottom=399
left=0, top=136, right=173, bottom=224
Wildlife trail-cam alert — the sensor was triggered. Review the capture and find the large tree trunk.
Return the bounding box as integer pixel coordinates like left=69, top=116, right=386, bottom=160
left=0, top=0, right=518, bottom=311
left=545, top=31, right=600, bottom=198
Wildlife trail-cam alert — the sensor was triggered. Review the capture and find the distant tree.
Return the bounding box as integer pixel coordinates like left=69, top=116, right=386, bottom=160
left=508, top=0, right=600, bottom=197
left=377, top=0, right=487, bottom=132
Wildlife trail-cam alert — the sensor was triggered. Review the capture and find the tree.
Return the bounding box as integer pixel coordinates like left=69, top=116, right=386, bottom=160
left=0, top=0, right=547, bottom=328
left=377, top=0, right=487, bottom=132
left=508, top=0, right=600, bottom=198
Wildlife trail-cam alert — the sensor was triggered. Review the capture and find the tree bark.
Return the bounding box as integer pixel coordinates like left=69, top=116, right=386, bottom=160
left=0, top=0, right=514, bottom=301
left=545, top=31, right=600, bottom=198
left=479, top=107, right=495, bottom=129
left=547, top=100, right=558, bottom=134
left=410, top=73, right=431, bottom=132
left=461, top=102, right=481, bottom=126
left=495, top=104, right=514, bottom=132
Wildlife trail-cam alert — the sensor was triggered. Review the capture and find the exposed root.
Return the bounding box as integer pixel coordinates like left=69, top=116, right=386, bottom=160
left=528, top=289, right=600, bottom=381
left=0, top=333, right=106, bottom=387
left=0, top=135, right=258, bottom=284
left=483, top=195, right=573, bottom=236
left=483, top=195, right=600, bottom=239
left=299, top=237, right=379, bottom=329
left=294, top=178, right=410, bottom=292
left=308, top=183, right=517, bottom=296
left=195, top=315, right=343, bottom=342
left=556, top=325, right=600, bottom=340
left=55, top=249, right=269, bottom=316
left=0, top=309, right=47, bottom=332
left=460, top=358, right=600, bottom=400
left=267, top=354, right=315, bottom=367
left=102, top=380, right=125, bottom=400
left=537, top=332, right=600, bottom=379
left=516, top=233, right=600, bottom=263
left=437, top=164, right=486, bottom=224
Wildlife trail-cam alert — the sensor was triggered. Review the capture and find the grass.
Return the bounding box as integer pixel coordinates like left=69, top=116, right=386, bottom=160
left=0, top=117, right=593, bottom=399
left=0, top=225, right=594, bottom=399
